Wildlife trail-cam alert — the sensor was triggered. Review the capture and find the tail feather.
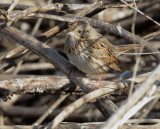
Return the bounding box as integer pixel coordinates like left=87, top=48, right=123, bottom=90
left=116, top=44, right=146, bottom=57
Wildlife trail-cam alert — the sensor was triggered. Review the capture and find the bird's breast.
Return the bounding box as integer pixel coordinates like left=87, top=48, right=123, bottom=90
left=67, top=52, right=109, bottom=74
left=67, top=53, right=97, bottom=74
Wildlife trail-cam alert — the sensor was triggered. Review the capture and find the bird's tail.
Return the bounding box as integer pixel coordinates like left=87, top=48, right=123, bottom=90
left=116, top=44, right=147, bottom=57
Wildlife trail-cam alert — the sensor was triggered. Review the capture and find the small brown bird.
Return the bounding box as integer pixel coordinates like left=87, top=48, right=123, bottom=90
left=65, top=21, right=144, bottom=77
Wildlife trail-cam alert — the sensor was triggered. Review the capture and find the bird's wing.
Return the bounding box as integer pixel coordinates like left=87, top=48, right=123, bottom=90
left=96, top=48, right=122, bottom=71
left=91, top=37, right=122, bottom=72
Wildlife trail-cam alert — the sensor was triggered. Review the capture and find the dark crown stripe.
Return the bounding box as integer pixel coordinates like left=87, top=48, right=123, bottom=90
left=70, top=21, right=85, bottom=31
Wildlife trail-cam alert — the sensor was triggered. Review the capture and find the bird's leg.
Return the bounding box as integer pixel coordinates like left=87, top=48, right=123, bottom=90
left=92, top=74, right=102, bottom=91
left=97, top=74, right=102, bottom=84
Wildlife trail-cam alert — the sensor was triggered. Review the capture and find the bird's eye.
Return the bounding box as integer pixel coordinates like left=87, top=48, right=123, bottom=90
left=78, top=30, right=82, bottom=34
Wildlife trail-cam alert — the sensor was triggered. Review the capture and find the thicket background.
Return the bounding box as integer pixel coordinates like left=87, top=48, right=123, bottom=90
left=0, top=0, right=160, bottom=129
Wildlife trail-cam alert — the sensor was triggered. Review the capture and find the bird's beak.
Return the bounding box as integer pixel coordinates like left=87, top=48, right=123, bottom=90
left=67, top=31, right=75, bottom=36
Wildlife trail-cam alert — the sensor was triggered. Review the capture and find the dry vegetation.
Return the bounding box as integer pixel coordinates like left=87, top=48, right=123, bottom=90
left=0, top=0, right=160, bottom=129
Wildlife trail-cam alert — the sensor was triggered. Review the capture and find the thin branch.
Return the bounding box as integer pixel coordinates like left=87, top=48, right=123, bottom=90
left=129, top=4, right=139, bottom=98
left=4, top=2, right=102, bottom=26
left=44, top=65, right=160, bottom=129
left=0, top=71, right=150, bottom=95
left=33, top=94, right=69, bottom=126
left=44, top=85, right=123, bottom=129
left=101, top=64, right=160, bottom=129
left=30, top=18, right=43, bottom=36
left=7, top=0, right=20, bottom=14
left=1, top=121, right=160, bottom=129
left=4, top=62, right=55, bottom=73
left=143, top=30, right=160, bottom=41
left=120, top=0, right=160, bottom=26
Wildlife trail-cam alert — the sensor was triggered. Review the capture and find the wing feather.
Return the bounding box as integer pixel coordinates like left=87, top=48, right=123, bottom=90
left=91, top=37, right=122, bottom=71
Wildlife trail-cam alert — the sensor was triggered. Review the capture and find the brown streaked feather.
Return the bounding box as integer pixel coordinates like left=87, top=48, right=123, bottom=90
left=116, top=44, right=146, bottom=57
left=118, top=45, right=139, bottom=52
left=93, top=45, right=122, bottom=71
left=100, top=50, right=122, bottom=71
left=90, top=36, right=122, bottom=71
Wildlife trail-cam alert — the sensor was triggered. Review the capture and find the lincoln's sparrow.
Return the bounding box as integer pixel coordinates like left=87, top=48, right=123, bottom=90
left=65, top=21, right=144, bottom=75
